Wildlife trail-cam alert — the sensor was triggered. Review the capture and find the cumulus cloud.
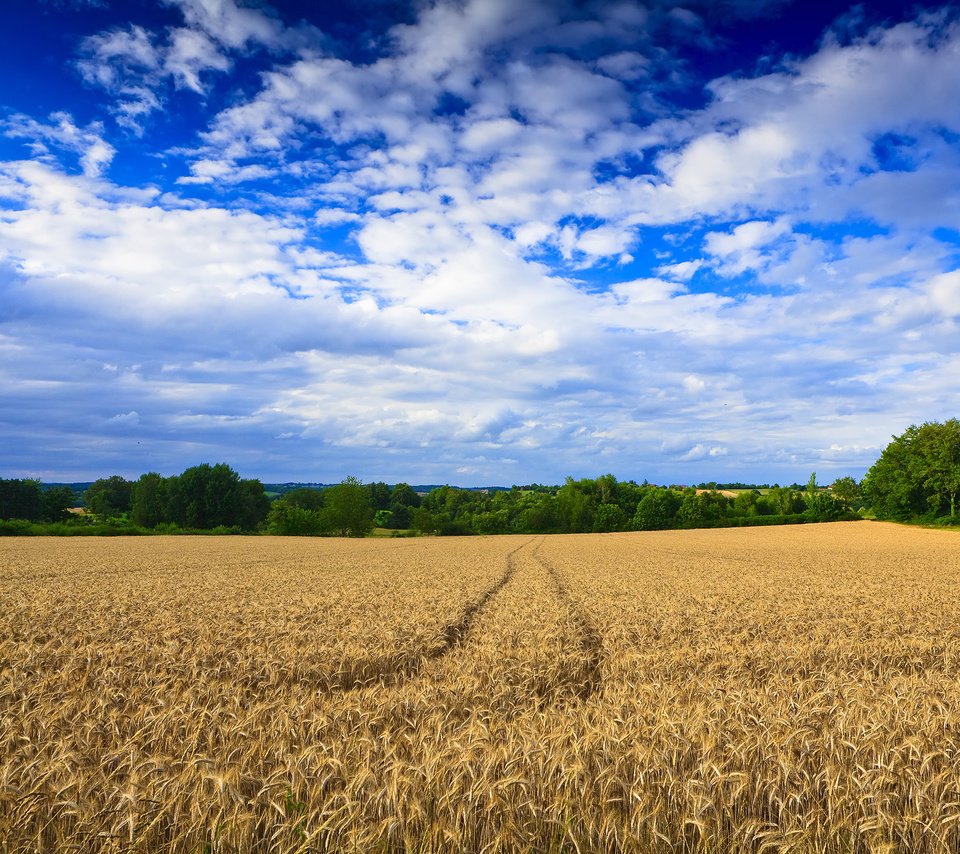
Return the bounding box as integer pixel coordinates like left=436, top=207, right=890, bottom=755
left=4, top=112, right=115, bottom=177
left=168, top=0, right=284, bottom=49
left=4, top=1, right=960, bottom=483
left=76, top=0, right=286, bottom=130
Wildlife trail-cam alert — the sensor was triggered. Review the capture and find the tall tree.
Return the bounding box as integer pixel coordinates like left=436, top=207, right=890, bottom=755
left=634, top=487, right=680, bottom=530
left=84, top=476, right=133, bottom=517
left=131, top=473, right=168, bottom=528
left=556, top=478, right=595, bottom=533
left=41, top=486, right=75, bottom=522
left=322, top=476, right=373, bottom=537
left=830, top=476, right=862, bottom=510
left=166, top=464, right=268, bottom=530
left=283, top=487, right=325, bottom=511
left=864, top=420, right=960, bottom=519
left=366, top=481, right=392, bottom=512
left=0, top=479, right=43, bottom=521
left=918, top=419, right=960, bottom=518
left=389, top=482, right=421, bottom=529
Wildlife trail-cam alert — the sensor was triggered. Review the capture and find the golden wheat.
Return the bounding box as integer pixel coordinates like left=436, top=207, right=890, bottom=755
left=3, top=522, right=960, bottom=852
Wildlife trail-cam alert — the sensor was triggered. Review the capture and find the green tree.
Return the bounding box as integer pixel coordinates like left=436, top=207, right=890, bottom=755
left=593, top=502, right=627, bottom=533
left=84, top=475, right=133, bottom=517
left=388, top=482, right=421, bottom=528
left=389, top=483, right=421, bottom=509
left=633, top=487, right=680, bottom=530
left=596, top=473, right=618, bottom=505
left=918, top=419, right=960, bottom=518
left=512, top=491, right=558, bottom=533
left=236, top=478, right=271, bottom=530
left=266, top=500, right=325, bottom=535
left=731, top=490, right=760, bottom=517
left=677, top=489, right=729, bottom=527
left=412, top=506, right=439, bottom=535
left=321, top=476, right=373, bottom=536
left=366, top=481, right=392, bottom=512
left=804, top=491, right=847, bottom=522
left=131, top=473, right=168, bottom=528
left=0, top=479, right=43, bottom=521
left=389, top=503, right=413, bottom=529
left=556, top=478, right=595, bottom=533
left=830, top=476, right=862, bottom=511
left=373, top=508, right=394, bottom=528
left=41, top=485, right=75, bottom=522
left=864, top=420, right=960, bottom=520
left=765, top=485, right=805, bottom=515
left=474, top=508, right=510, bottom=534
left=283, top=487, right=325, bottom=511
left=166, top=464, right=268, bottom=530
left=862, top=425, right=926, bottom=519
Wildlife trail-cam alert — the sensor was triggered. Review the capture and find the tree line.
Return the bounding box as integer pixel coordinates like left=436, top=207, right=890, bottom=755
left=6, top=415, right=960, bottom=536
left=354, top=474, right=858, bottom=536
left=0, top=466, right=863, bottom=536
left=863, top=418, right=960, bottom=522
left=0, top=464, right=269, bottom=534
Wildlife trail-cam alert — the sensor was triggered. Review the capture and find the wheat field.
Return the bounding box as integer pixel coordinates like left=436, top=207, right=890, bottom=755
left=4, top=521, right=960, bottom=852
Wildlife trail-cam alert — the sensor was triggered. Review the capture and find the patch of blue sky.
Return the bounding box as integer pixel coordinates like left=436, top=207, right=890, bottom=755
left=592, top=151, right=659, bottom=183
left=303, top=220, right=363, bottom=251
left=865, top=132, right=923, bottom=174
left=803, top=218, right=890, bottom=241
left=933, top=227, right=960, bottom=245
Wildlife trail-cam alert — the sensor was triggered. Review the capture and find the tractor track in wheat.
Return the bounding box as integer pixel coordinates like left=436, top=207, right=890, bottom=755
left=324, top=538, right=533, bottom=692
left=532, top=542, right=604, bottom=702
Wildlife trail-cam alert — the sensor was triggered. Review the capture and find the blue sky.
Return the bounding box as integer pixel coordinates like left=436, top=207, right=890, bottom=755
left=2, top=0, right=959, bottom=486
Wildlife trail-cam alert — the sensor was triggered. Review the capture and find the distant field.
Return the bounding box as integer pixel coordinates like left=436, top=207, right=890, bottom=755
left=4, top=522, right=960, bottom=851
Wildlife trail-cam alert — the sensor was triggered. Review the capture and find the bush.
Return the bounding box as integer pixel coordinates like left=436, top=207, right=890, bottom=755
left=153, top=522, right=181, bottom=534
left=439, top=519, right=473, bottom=536
left=0, top=519, right=37, bottom=536
left=680, top=513, right=809, bottom=529
left=0, top=519, right=154, bottom=536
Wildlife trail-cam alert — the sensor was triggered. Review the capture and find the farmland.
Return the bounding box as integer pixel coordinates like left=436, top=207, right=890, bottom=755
left=4, top=522, right=960, bottom=852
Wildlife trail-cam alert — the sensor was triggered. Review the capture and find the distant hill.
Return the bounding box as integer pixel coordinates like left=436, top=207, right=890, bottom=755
left=263, top=482, right=511, bottom=496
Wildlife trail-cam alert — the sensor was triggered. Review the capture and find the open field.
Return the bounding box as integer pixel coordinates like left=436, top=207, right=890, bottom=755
left=4, top=522, right=960, bottom=852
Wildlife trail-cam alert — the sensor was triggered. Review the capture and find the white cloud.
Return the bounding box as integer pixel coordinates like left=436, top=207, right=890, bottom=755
left=5, top=2, right=960, bottom=483
left=618, top=13, right=960, bottom=226
left=705, top=219, right=791, bottom=258
left=164, top=27, right=231, bottom=93
left=927, top=271, right=960, bottom=318
left=177, top=158, right=275, bottom=184
left=596, top=51, right=649, bottom=80
left=313, top=209, right=361, bottom=227
left=168, top=0, right=283, bottom=49
left=3, top=112, right=115, bottom=177
left=76, top=1, right=280, bottom=130
left=78, top=24, right=160, bottom=85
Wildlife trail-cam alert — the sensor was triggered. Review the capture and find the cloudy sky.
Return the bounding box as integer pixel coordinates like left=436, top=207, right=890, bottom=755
left=1, top=0, right=958, bottom=486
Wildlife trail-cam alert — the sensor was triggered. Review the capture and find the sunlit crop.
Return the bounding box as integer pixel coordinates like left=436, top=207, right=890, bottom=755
left=4, top=522, right=960, bottom=851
